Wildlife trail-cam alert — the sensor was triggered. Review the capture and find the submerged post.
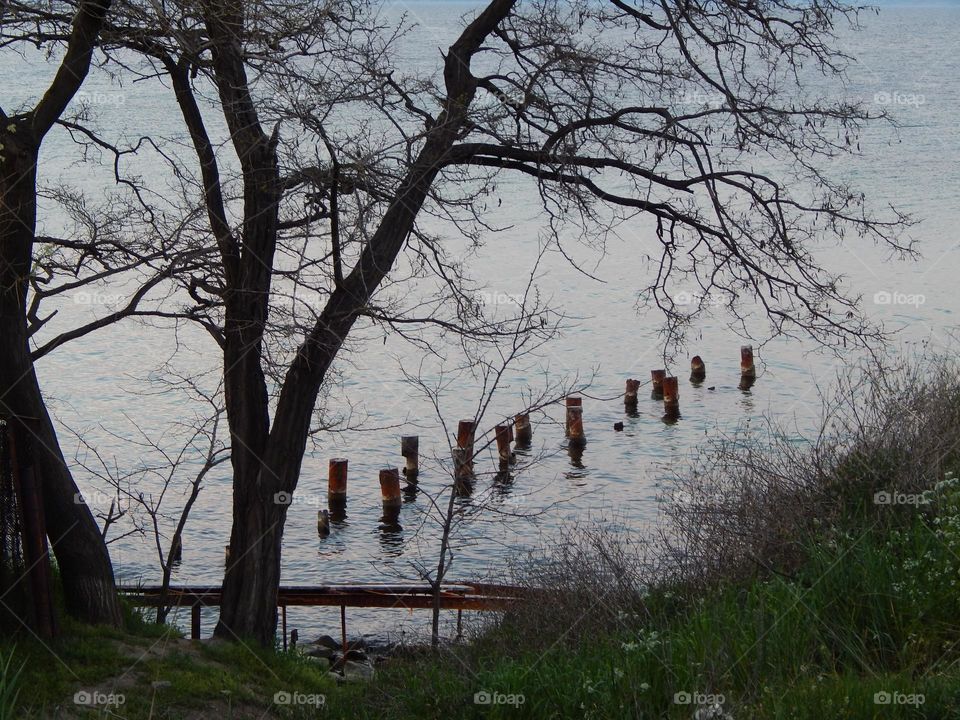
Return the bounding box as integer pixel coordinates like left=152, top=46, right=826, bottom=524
left=495, top=424, right=513, bottom=466
left=740, top=345, right=756, bottom=378
left=567, top=401, right=586, bottom=448
left=564, top=396, right=582, bottom=437
left=328, top=458, right=348, bottom=501
left=379, top=468, right=402, bottom=509
left=457, top=420, right=476, bottom=472
left=514, top=413, right=532, bottom=445
left=317, top=509, right=330, bottom=537
left=662, top=376, right=680, bottom=419
left=624, top=378, right=641, bottom=410
left=651, top=369, right=666, bottom=400
left=401, top=436, right=419, bottom=481
left=690, top=356, right=706, bottom=382
left=328, top=458, right=348, bottom=521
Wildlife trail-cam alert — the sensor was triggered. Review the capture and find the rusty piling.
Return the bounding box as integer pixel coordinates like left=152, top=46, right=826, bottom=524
left=690, top=356, right=706, bottom=382
left=662, top=376, right=680, bottom=419
left=651, top=369, right=667, bottom=400
left=401, top=436, right=419, bottom=481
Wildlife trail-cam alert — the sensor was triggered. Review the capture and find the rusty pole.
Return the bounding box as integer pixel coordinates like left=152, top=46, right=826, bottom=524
left=494, top=424, right=513, bottom=467
left=624, top=379, right=641, bottom=410
left=401, top=436, right=419, bottom=481
left=566, top=397, right=586, bottom=448
left=690, top=356, right=706, bottom=382
left=513, top=413, right=532, bottom=446
left=650, top=369, right=667, bottom=400
left=662, top=376, right=680, bottom=419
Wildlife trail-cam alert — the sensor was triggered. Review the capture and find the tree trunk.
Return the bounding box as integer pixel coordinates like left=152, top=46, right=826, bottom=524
left=0, top=131, right=122, bottom=626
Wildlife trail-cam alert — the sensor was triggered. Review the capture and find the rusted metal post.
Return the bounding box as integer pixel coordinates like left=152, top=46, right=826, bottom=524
left=380, top=468, right=402, bottom=509
left=191, top=604, right=201, bottom=640
left=651, top=369, right=667, bottom=400
left=401, top=436, right=419, bottom=481
left=513, top=413, right=532, bottom=446
left=457, top=420, right=476, bottom=473
left=690, top=356, right=706, bottom=382
left=328, top=458, right=348, bottom=501
left=740, top=345, right=756, bottom=378
left=564, top=396, right=582, bottom=436
left=328, top=458, right=348, bottom=521
left=624, top=379, right=641, bottom=409
left=566, top=398, right=586, bottom=448
left=662, top=376, right=680, bottom=418
left=495, top=424, right=512, bottom=466
left=317, top=509, right=330, bottom=537
left=740, top=345, right=757, bottom=390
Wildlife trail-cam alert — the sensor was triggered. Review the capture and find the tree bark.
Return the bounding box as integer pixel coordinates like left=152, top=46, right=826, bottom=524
left=0, top=124, right=122, bottom=626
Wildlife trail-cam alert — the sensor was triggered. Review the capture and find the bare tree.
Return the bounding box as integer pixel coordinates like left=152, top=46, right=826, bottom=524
left=4, top=0, right=910, bottom=644
left=68, top=370, right=229, bottom=624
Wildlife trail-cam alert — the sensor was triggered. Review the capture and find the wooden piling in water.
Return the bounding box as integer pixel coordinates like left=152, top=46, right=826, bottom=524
left=224, top=544, right=231, bottom=565
left=401, top=436, right=419, bottom=481
left=379, top=468, right=402, bottom=509
left=690, top=356, right=706, bottom=382
left=328, top=458, right=348, bottom=500
left=564, top=396, right=582, bottom=437
left=514, top=413, right=532, bottom=445
left=317, top=509, right=330, bottom=537
left=495, top=424, right=512, bottom=465
left=567, top=401, right=586, bottom=448
left=740, top=345, right=756, bottom=378
left=457, top=420, right=476, bottom=474
left=662, top=376, right=680, bottom=418
left=624, top=378, right=641, bottom=409
left=651, top=369, right=666, bottom=399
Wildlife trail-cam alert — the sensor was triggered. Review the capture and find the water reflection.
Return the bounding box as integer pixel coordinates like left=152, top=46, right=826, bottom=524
left=378, top=507, right=403, bottom=556
left=329, top=498, right=348, bottom=525
left=567, top=443, right=585, bottom=469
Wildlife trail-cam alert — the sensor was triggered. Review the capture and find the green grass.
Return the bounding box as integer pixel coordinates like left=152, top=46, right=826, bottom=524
left=321, top=474, right=960, bottom=719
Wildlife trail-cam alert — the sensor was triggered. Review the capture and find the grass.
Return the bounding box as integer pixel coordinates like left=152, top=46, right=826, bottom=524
left=324, top=485, right=960, bottom=718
